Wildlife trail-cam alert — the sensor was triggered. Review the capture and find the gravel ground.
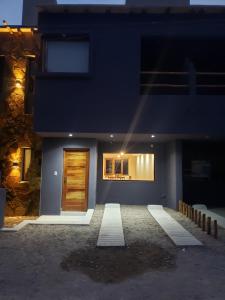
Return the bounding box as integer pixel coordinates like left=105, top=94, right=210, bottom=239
left=0, top=205, right=225, bottom=300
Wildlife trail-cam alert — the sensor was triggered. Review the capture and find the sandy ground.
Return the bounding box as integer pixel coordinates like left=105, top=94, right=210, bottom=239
left=0, top=205, right=225, bottom=300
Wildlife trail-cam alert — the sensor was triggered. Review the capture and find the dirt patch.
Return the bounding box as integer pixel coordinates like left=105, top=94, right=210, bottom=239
left=60, top=240, right=176, bottom=283
left=3, top=216, right=37, bottom=228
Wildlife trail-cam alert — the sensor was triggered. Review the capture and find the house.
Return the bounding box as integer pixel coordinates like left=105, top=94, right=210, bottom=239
left=34, top=2, right=225, bottom=215
left=1, top=1, right=225, bottom=217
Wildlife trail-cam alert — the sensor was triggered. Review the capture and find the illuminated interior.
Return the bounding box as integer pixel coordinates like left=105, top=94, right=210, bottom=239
left=103, top=153, right=154, bottom=181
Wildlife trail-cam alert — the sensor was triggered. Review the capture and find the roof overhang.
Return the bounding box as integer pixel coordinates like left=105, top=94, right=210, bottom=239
left=36, top=132, right=225, bottom=142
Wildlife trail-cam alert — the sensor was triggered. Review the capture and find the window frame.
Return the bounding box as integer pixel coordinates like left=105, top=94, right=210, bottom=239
left=102, top=153, right=155, bottom=182
left=42, top=34, right=92, bottom=77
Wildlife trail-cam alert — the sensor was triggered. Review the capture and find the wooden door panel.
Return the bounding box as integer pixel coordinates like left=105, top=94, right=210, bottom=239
left=65, top=161, right=86, bottom=167
left=66, top=191, right=85, bottom=201
left=62, top=150, right=89, bottom=211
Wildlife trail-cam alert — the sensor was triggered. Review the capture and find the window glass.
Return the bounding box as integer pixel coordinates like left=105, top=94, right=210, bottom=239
left=46, top=40, right=89, bottom=73
left=105, top=159, right=113, bottom=175
left=115, top=160, right=122, bottom=174
left=103, top=153, right=154, bottom=181
left=21, top=148, right=31, bottom=181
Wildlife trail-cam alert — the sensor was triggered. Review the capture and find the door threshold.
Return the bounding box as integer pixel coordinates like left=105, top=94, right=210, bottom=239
left=60, top=211, right=88, bottom=216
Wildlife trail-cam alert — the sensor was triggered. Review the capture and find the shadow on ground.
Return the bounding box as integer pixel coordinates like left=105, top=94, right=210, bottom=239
left=60, top=241, right=176, bottom=283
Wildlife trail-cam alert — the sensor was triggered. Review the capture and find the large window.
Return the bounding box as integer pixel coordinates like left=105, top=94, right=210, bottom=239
left=103, top=153, right=154, bottom=181
left=45, top=40, right=90, bottom=73
left=21, top=148, right=31, bottom=181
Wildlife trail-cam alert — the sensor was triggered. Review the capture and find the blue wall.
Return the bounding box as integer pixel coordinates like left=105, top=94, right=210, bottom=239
left=96, top=142, right=182, bottom=207
left=39, top=139, right=182, bottom=214
left=40, top=138, right=97, bottom=215
left=35, top=12, right=225, bottom=136
left=166, top=141, right=183, bottom=209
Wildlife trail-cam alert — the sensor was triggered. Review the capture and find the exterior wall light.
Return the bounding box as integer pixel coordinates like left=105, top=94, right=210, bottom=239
left=151, top=135, right=155, bottom=138
left=12, top=161, right=19, bottom=168
left=68, top=133, right=73, bottom=137
left=110, top=134, right=114, bottom=138
left=15, top=79, right=23, bottom=89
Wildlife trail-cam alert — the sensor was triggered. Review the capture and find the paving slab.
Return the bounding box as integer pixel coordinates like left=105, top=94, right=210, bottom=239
left=97, top=203, right=125, bottom=247
left=0, top=209, right=94, bottom=232
left=147, top=205, right=202, bottom=246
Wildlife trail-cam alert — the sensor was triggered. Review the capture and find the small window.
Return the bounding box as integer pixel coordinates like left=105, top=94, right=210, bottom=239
left=45, top=40, right=90, bottom=73
left=103, top=153, right=154, bottom=181
left=21, top=148, right=31, bottom=181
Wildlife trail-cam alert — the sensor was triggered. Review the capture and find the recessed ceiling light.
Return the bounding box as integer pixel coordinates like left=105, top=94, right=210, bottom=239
left=110, top=134, right=114, bottom=138
left=68, top=133, right=73, bottom=137
left=151, top=134, right=155, bottom=138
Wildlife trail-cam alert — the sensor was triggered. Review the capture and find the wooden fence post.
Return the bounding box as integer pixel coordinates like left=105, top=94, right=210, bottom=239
left=181, top=202, right=184, bottom=214
left=179, top=201, right=183, bottom=213
left=186, top=204, right=189, bottom=217
left=214, top=220, right=218, bottom=239
left=207, top=217, right=211, bottom=235
left=189, top=206, right=192, bottom=219
left=183, top=203, right=186, bottom=215
left=194, top=209, right=198, bottom=224
left=186, top=205, right=189, bottom=218
left=198, top=211, right=201, bottom=227
left=191, top=208, right=194, bottom=222
left=202, top=213, right=206, bottom=231
left=188, top=206, right=191, bottom=219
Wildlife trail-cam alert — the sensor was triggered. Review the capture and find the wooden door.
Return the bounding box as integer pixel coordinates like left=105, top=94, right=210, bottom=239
left=62, top=149, right=89, bottom=211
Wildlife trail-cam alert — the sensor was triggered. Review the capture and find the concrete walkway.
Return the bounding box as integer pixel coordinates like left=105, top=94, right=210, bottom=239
left=193, top=204, right=225, bottom=229
left=0, top=209, right=94, bottom=232
left=147, top=205, right=202, bottom=246
left=97, top=203, right=125, bottom=247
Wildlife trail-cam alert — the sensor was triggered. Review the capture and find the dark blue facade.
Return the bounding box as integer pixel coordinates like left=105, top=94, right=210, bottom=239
left=36, top=7, right=225, bottom=213
left=35, top=11, right=225, bottom=135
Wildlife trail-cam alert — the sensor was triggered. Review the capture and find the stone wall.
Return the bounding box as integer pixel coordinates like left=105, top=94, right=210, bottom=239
left=0, top=29, right=41, bottom=216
